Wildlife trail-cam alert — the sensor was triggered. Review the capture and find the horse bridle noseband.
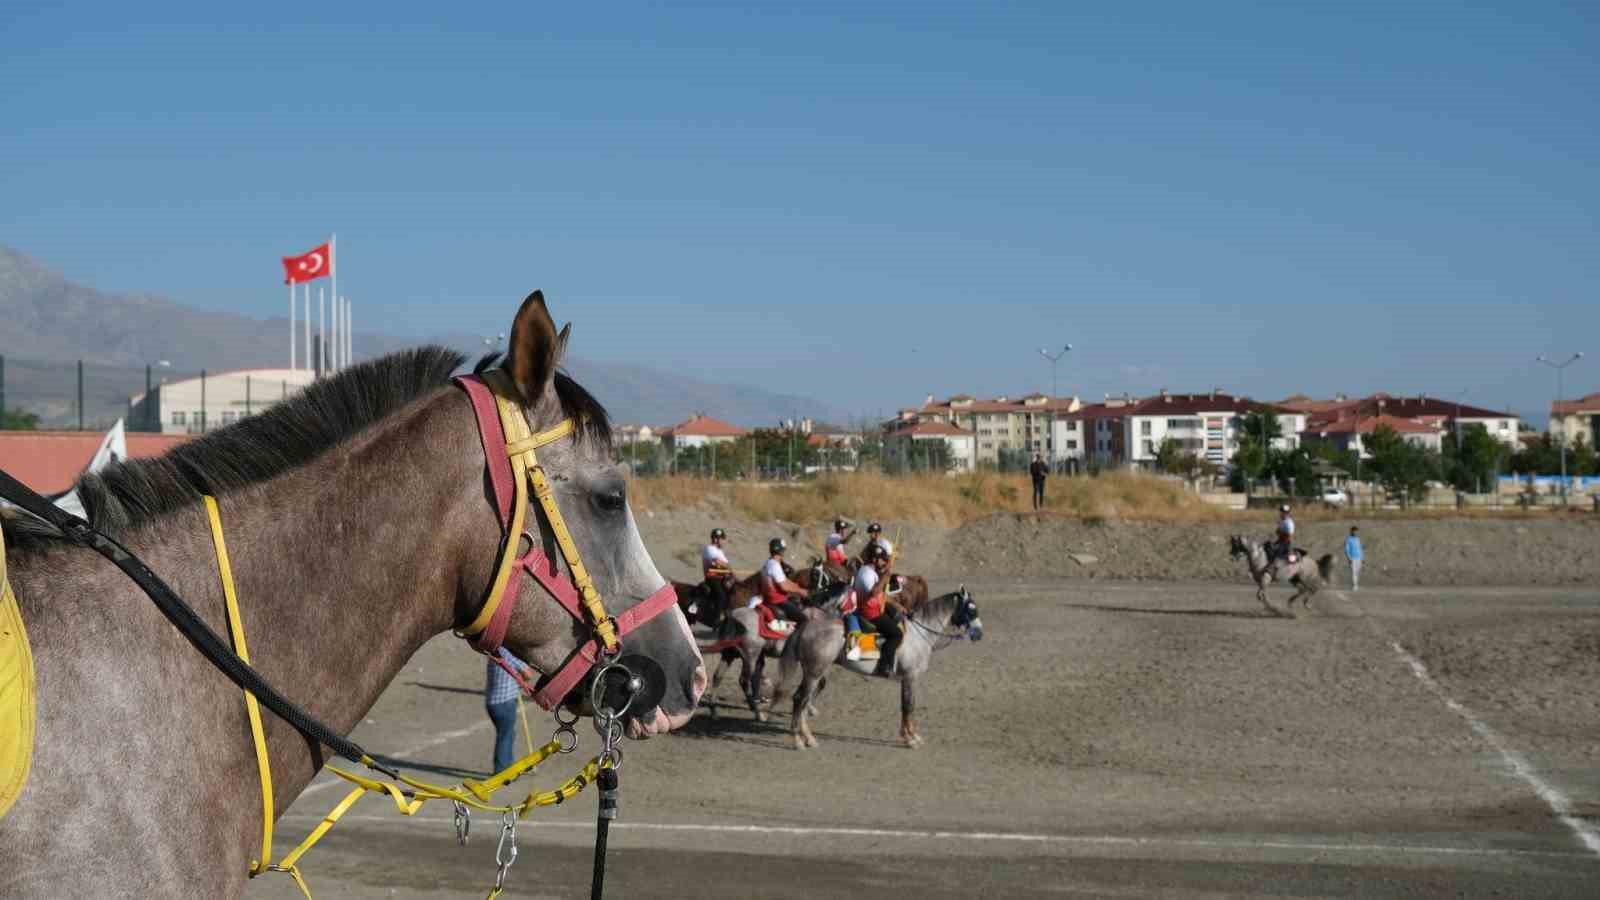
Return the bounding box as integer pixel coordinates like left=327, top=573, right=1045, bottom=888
left=453, top=370, right=679, bottom=710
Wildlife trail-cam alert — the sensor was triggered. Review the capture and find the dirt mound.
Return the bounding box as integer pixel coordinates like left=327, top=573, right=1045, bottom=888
left=939, top=515, right=1600, bottom=586
left=638, top=508, right=1600, bottom=588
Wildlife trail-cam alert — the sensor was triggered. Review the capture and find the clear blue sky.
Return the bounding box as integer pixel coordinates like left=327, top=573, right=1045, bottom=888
left=4, top=2, right=1596, bottom=423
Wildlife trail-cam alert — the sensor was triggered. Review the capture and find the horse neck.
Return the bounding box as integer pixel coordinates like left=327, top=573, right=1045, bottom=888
left=123, top=389, right=484, bottom=807
left=912, top=591, right=958, bottom=625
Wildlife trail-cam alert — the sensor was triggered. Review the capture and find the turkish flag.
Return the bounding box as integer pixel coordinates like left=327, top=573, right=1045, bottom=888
left=281, top=243, right=332, bottom=284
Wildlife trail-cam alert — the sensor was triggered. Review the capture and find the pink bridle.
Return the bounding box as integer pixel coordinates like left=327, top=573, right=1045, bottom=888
left=454, top=371, right=679, bottom=710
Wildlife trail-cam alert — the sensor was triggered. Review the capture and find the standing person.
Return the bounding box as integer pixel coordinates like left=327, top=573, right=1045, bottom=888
left=824, top=518, right=855, bottom=566
left=484, top=648, right=532, bottom=774
left=1344, top=526, right=1363, bottom=591
left=760, top=538, right=810, bottom=625
left=701, top=527, right=735, bottom=625
left=1029, top=453, right=1049, bottom=510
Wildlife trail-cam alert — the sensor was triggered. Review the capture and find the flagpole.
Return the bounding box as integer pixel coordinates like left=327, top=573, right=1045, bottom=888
left=331, top=290, right=341, bottom=372
left=288, top=281, right=296, bottom=371
left=303, top=283, right=311, bottom=376
left=330, top=233, right=338, bottom=372
left=346, top=298, right=353, bottom=366
left=317, top=285, right=325, bottom=376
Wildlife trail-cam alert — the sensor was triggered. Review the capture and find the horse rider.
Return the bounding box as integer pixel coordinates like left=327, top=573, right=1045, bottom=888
left=854, top=542, right=906, bottom=677
left=760, top=538, right=810, bottom=627
left=1274, top=504, right=1296, bottom=564
left=825, top=517, right=856, bottom=567
left=861, top=521, right=894, bottom=565
left=701, top=527, right=735, bottom=624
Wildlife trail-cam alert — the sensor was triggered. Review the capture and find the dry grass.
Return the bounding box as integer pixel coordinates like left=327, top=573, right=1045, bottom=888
left=629, top=471, right=1234, bottom=525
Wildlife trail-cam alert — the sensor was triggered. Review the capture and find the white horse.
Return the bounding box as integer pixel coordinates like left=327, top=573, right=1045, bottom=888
left=1229, top=535, right=1334, bottom=617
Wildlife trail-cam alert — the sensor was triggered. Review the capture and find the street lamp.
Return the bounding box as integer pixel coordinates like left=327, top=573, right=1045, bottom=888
left=1038, top=344, right=1071, bottom=468
left=1536, top=353, right=1585, bottom=504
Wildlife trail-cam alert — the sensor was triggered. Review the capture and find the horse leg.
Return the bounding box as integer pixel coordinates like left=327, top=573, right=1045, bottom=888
left=899, top=677, right=922, bottom=748
left=790, top=674, right=819, bottom=750
left=739, top=647, right=765, bottom=721
left=808, top=676, right=827, bottom=719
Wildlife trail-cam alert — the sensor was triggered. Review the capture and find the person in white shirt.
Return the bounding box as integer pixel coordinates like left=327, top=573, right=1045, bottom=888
left=700, top=528, right=734, bottom=625
left=1274, top=505, right=1296, bottom=563
left=759, top=538, right=809, bottom=625
left=854, top=543, right=905, bottom=676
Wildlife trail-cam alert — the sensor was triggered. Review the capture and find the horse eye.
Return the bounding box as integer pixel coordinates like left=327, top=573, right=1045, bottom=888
left=594, top=486, right=626, bottom=512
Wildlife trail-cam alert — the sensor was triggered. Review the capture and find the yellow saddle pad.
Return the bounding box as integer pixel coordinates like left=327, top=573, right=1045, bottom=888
left=0, top=529, right=36, bottom=820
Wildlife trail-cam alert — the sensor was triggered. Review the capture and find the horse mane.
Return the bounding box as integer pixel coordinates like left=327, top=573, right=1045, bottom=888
left=914, top=588, right=965, bottom=624
left=4, top=346, right=612, bottom=546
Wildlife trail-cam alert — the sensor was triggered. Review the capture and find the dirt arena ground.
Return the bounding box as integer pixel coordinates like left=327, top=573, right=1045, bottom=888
left=248, top=572, right=1599, bottom=899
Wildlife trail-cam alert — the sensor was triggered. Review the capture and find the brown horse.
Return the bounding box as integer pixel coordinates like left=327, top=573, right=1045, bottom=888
left=0, top=292, right=705, bottom=898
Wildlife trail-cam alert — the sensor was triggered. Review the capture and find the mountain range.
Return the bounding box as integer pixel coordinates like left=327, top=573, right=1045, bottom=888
left=0, top=246, right=850, bottom=430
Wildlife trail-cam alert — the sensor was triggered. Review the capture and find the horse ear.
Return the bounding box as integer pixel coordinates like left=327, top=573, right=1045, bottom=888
left=506, top=291, right=559, bottom=404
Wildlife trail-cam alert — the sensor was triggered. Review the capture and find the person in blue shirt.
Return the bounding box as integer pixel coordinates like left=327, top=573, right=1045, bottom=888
left=485, top=648, right=533, bottom=774
left=1344, top=526, right=1363, bottom=591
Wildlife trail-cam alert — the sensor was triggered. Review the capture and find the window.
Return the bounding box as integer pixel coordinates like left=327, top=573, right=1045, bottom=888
left=1066, top=440, right=1078, bottom=450
left=1500, top=420, right=1509, bottom=431
left=221, top=411, right=238, bottom=425
left=1143, top=440, right=1155, bottom=455
left=171, top=411, right=186, bottom=426
left=1140, top=421, right=1152, bottom=436
left=1067, top=421, right=1078, bottom=432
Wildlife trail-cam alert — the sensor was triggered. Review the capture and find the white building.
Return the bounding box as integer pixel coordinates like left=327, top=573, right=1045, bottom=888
left=1123, top=390, right=1304, bottom=470
left=883, top=421, right=977, bottom=473
left=663, top=414, right=746, bottom=448
left=129, top=368, right=317, bottom=435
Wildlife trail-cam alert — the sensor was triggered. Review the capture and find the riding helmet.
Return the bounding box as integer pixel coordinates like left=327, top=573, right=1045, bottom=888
left=862, top=543, right=886, bottom=562
left=833, top=518, right=848, bottom=531
left=769, top=538, right=786, bottom=555
left=1279, top=504, right=1290, bottom=513
left=867, top=522, right=882, bottom=535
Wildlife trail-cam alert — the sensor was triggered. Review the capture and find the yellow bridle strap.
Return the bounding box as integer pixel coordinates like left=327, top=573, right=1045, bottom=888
left=202, top=496, right=275, bottom=877
left=465, top=369, right=619, bottom=653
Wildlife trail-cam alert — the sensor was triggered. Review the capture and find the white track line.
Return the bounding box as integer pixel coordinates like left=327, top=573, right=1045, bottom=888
left=298, top=721, right=491, bottom=797
left=272, top=813, right=1587, bottom=859
left=1338, top=589, right=1600, bottom=858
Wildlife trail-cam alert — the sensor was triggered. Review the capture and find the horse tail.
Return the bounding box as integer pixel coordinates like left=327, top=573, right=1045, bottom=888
left=777, top=617, right=805, bottom=689
left=1317, top=553, right=1335, bottom=582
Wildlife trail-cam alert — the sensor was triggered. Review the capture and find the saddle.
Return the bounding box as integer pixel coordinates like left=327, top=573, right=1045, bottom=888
left=755, top=605, right=796, bottom=641
left=0, top=526, right=36, bottom=819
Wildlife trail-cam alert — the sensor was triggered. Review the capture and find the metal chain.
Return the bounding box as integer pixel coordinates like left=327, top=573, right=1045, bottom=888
left=453, top=800, right=471, bottom=846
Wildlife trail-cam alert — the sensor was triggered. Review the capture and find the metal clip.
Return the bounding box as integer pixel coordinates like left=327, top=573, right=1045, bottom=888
left=452, top=801, right=471, bottom=846
left=492, top=810, right=518, bottom=892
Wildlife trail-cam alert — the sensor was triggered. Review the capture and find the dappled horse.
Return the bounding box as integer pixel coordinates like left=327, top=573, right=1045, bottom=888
left=1228, top=534, right=1334, bottom=616
left=779, top=587, right=982, bottom=749
left=702, top=561, right=843, bottom=720
left=0, top=292, right=706, bottom=898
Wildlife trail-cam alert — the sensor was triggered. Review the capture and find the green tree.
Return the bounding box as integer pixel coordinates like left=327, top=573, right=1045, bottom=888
left=1441, top=423, right=1506, bottom=492
left=1366, top=424, right=1439, bottom=505
left=0, top=409, right=40, bottom=430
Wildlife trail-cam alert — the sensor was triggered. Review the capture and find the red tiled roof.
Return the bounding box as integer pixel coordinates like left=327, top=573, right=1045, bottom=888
left=664, top=415, right=746, bottom=438
left=1552, top=392, right=1600, bottom=415
left=891, top=421, right=974, bottom=438
left=1311, top=415, right=1440, bottom=436
left=0, top=430, right=192, bottom=494
left=1127, top=393, right=1289, bottom=417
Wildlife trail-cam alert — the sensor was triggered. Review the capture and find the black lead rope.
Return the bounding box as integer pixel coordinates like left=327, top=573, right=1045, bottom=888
left=591, top=765, right=617, bottom=899
left=0, top=467, right=394, bottom=778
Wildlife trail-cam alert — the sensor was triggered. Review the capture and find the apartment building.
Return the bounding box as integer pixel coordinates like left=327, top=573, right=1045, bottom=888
left=1286, top=392, right=1521, bottom=452
left=1123, top=390, right=1302, bottom=470
left=910, top=392, right=1081, bottom=466
left=1550, top=392, right=1600, bottom=448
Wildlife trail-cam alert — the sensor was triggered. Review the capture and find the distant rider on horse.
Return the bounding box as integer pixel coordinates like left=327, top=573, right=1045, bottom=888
left=701, top=527, right=735, bottom=624
left=760, top=538, right=810, bottom=627
left=853, top=542, right=906, bottom=677
left=825, top=518, right=856, bottom=566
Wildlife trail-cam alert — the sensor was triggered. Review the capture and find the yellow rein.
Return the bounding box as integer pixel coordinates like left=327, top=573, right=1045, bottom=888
left=458, top=369, right=618, bottom=653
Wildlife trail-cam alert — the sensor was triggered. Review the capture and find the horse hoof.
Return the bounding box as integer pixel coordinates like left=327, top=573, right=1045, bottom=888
left=756, top=711, right=768, bottom=723
left=792, top=735, right=806, bottom=751
left=804, top=734, right=818, bottom=749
